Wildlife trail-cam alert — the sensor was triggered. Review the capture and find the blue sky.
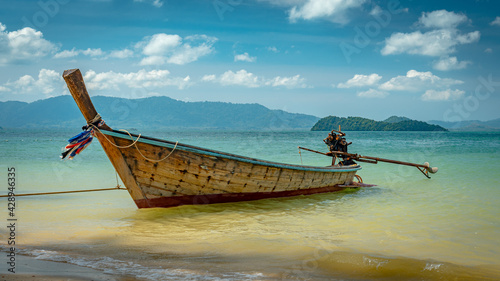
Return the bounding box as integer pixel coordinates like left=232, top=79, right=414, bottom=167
left=0, top=0, right=499, bottom=122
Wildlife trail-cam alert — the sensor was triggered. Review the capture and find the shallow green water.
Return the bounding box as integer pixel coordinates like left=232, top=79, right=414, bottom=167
left=1, top=129, right=499, bottom=280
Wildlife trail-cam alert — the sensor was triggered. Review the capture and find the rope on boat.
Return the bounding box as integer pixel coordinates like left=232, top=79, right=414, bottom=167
left=0, top=186, right=126, bottom=198
left=88, top=113, right=102, bottom=125
left=89, top=120, right=179, bottom=163
left=0, top=170, right=125, bottom=198
left=119, top=129, right=179, bottom=163
left=354, top=174, right=363, bottom=183
left=115, top=171, right=121, bottom=188
left=90, top=123, right=142, bottom=149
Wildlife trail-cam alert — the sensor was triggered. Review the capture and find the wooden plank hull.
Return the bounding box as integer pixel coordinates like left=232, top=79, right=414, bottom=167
left=62, top=68, right=363, bottom=209
left=100, top=130, right=362, bottom=208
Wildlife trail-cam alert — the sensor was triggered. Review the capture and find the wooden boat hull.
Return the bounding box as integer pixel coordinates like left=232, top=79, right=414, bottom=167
left=62, top=68, right=363, bottom=209
left=101, top=130, right=362, bottom=208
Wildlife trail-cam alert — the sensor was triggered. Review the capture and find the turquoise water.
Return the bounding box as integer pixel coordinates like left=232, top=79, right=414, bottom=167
left=1, top=129, right=499, bottom=280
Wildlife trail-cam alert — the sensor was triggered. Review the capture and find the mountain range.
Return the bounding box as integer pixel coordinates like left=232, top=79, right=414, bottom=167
left=0, top=95, right=319, bottom=130
left=428, top=119, right=500, bottom=131
left=1, top=96, right=499, bottom=131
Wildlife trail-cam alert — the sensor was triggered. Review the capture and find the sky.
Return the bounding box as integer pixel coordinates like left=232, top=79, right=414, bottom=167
left=0, top=0, right=499, bottom=122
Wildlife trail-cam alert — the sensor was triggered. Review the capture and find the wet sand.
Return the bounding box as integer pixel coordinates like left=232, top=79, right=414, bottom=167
left=1, top=254, right=139, bottom=281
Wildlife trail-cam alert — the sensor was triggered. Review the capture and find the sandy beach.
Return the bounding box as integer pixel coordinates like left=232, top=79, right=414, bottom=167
left=1, top=254, right=139, bottom=281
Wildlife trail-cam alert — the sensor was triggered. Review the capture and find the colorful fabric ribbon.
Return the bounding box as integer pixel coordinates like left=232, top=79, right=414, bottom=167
left=61, top=120, right=103, bottom=160
left=61, top=129, right=94, bottom=160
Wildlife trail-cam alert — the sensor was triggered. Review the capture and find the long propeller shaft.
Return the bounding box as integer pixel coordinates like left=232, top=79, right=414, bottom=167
left=298, top=146, right=438, bottom=178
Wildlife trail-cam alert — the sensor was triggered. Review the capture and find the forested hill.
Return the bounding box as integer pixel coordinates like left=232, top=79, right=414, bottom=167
left=429, top=118, right=500, bottom=131
left=311, top=116, right=447, bottom=131
left=0, top=95, right=319, bottom=130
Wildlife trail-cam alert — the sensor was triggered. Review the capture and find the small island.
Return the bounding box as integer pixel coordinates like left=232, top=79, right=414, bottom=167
left=311, top=116, right=447, bottom=131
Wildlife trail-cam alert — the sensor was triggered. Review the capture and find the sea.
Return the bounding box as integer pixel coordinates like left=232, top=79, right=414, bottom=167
left=0, top=128, right=499, bottom=280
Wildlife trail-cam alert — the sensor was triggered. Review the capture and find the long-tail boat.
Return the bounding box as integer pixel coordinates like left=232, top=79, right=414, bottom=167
left=62, top=69, right=370, bottom=208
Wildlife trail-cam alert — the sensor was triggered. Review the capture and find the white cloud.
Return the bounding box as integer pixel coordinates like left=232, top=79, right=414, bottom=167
left=0, top=23, right=57, bottom=64
left=265, top=75, right=307, bottom=88
left=490, top=16, right=500, bottom=26
left=201, top=74, right=216, bottom=82
left=139, top=55, right=166, bottom=65
left=152, top=0, right=163, bottom=7
left=234, top=52, right=256, bottom=62
left=337, top=73, right=382, bottom=88
left=1, top=69, right=192, bottom=101
left=54, top=48, right=79, bottom=59
left=141, top=34, right=182, bottom=56
left=138, top=34, right=217, bottom=65
left=421, top=89, right=464, bottom=101
left=267, top=46, right=279, bottom=53
left=357, top=88, right=388, bottom=98
left=54, top=48, right=108, bottom=59
left=288, top=0, right=366, bottom=24
left=134, top=0, right=163, bottom=7
left=1, top=68, right=190, bottom=100
left=81, top=48, right=104, bottom=57
left=168, top=36, right=216, bottom=65
left=8, top=29, right=57, bottom=59
left=83, top=69, right=191, bottom=92
left=219, top=70, right=260, bottom=88
left=108, top=49, right=134, bottom=59
left=203, top=69, right=308, bottom=89
left=1, top=69, right=65, bottom=98
left=484, top=48, right=493, bottom=53
left=379, top=70, right=463, bottom=91
left=381, top=10, right=479, bottom=58
left=418, top=10, right=468, bottom=29
left=10, top=75, right=36, bottom=93
left=256, top=0, right=304, bottom=6
left=369, top=5, right=382, bottom=16
left=433, top=56, right=471, bottom=71
left=36, top=69, right=63, bottom=95
left=381, top=29, right=480, bottom=57
left=335, top=69, right=465, bottom=102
